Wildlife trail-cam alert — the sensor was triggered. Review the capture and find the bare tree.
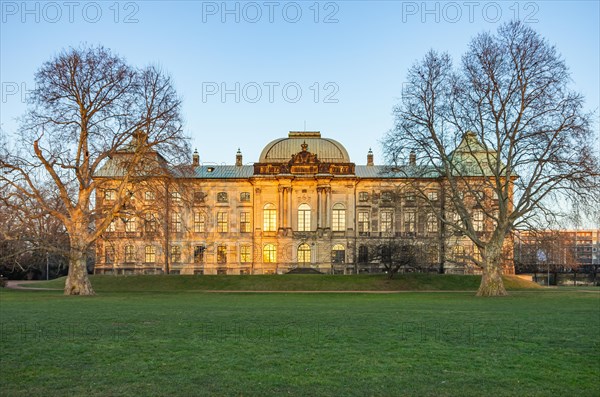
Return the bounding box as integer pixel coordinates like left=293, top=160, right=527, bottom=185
left=383, top=21, right=599, bottom=296
left=0, top=46, right=189, bottom=295
left=0, top=184, right=70, bottom=279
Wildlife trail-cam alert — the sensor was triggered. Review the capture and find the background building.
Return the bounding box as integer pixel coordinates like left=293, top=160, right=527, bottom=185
left=94, top=131, right=514, bottom=275
left=515, top=229, right=600, bottom=273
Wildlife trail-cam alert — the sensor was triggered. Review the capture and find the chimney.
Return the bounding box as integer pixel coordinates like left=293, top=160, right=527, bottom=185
left=192, top=149, right=199, bottom=166
left=367, top=148, right=374, bottom=166
left=132, top=130, right=148, bottom=148
left=236, top=148, right=243, bottom=167
left=409, top=151, right=416, bottom=166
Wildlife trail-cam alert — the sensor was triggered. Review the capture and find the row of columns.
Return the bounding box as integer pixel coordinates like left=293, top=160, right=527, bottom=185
left=317, top=186, right=331, bottom=229
left=277, top=185, right=332, bottom=230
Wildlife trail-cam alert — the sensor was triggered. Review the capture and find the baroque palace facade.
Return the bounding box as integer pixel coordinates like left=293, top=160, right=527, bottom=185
left=94, top=131, right=514, bottom=275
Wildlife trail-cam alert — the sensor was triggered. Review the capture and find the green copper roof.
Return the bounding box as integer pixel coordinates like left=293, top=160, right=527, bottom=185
left=259, top=131, right=351, bottom=163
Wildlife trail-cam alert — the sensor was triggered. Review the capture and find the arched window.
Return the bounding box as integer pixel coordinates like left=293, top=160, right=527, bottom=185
left=145, top=246, right=156, bottom=263
left=263, top=203, right=277, bottom=232
left=263, top=244, right=277, bottom=263
left=298, top=243, right=311, bottom=264
left=124, top=245, right=136, bottom=263
left=332, top=244, right=345, bottom=263
left=298, top=204, right=311, bottom=231
left=332, top=203, right=346, bottom=231
left=358, top=245, right=369, bottom=263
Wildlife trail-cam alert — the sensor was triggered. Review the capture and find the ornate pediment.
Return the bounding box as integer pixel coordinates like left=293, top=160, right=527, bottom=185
left=253, top=141, right=355, bottom=176
left=288, top=142, right=320, bottom=174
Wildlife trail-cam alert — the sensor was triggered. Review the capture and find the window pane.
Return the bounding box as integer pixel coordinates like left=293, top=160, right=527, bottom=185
left=263, top=244, right=276, bottom=263
left=358, top=212, right=369, bottom=233
left=194, top=245, right=206, bottom=263
left=297, top=244, right=310, bottom=263
left=404, top=211, right=415, bottom=233
left=194, top=212, right=205, bottom=233
left=240, top=212, right=251, bottom=233
left=332, top=205, right=345, bottom=231
left=125, top=217, right=137, bottom=232
left=240, top=245, right=251, bottom=263
left=332, top=244, right=345, bottom=263
left=263, top=204, right=277, bottom=231
left=217, top=212, right=228, bottom=232
left=217, top=245, right=227, bottom=264
left=381, top=212, right=393, bottom=232
left=171, top=213, right=182, bottom=232
left=145, top=246, right=156, bottom=263
left=298, top=204, right=311, bottom=231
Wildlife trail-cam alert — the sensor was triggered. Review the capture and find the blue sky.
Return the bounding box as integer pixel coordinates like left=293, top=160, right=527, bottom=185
left=1, top=1, right=599, bottom=165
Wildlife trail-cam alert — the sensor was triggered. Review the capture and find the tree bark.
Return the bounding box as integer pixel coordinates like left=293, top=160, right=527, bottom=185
left=477, top=242, right=508, bottom=297
left=64, top=242, right=94, bottom=295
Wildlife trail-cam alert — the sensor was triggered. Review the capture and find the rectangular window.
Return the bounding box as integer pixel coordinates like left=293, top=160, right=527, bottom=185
left=145, top=191, right=155, bottom=201
left=194, top=245, right=205, bottom=263
left=106, top=220, right=117, bottom=232
left=125, top=217, right=137, bottom=232
left=217, top=212, right=228, bottom=232
left=453, top=245, right=465, bottom=261
left=358, top=245, right=369, bottom=263
left=405, top=192, right=415, bottom=202
left=171, top=191, right=181, bottom=203
left=145, top=246, right=156, bottom=263
left=263, top=208, right=277, bottom=231
left=427, top=191, right=438, bottom=201
left=381, top=191, right=393, bottom=202
left=358, top=212, right=370, bottom=233
left=332, top=208, right=346, bottom=231
left=104, top=189, right=116, bottom=201
left=171, top=212, right=182, bottom=233
left=473, top=210, right=484, bottom=232
left=240, top=212, right=251, bottom=233
left=194, top=212, right=205, bottom=233
left=380, top=211, right=393, bottom=233
left=240, top=245, right=251, bottom=263
left=359, top=191, right=369, bottom=202
left=171, top=245, right=181, bottom=263
left=145, top=212, right=157, bottom=233
left=298, top=205, right=311, bottom=231
left=473, top=246, right=482, bottom=262
left=426, top=214, right=438, bottom=233
left=240, top=192, right=251, bottom=202
left=217, top=245, right=227, bottom=264
left=105, top=246, right=115, bottom=264
left=404, top=211, right=416, bottom=233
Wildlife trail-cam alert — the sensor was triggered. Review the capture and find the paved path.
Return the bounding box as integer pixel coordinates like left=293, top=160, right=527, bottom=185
left=4, top=280, right=62, bottom=291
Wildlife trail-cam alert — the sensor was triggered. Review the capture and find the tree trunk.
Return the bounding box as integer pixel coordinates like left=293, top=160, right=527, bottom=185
left=64, top=243, right=95, bottom=295
left=476, top=243, right=508, bottom=297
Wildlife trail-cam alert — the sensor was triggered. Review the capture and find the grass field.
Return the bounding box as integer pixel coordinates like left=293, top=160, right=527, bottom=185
left=0, top=277, right=598, bottom=396
left=20, top=273, right=542, bottom=292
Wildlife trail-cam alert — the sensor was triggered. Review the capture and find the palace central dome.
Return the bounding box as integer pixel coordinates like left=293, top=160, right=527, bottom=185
left=259, top=131, right=351, bottom=163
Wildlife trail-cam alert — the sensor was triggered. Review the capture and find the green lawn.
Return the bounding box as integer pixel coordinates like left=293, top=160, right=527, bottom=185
left=22, top=273, right=542, bottom=292
left=0, top=283, right=598, bottom=396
